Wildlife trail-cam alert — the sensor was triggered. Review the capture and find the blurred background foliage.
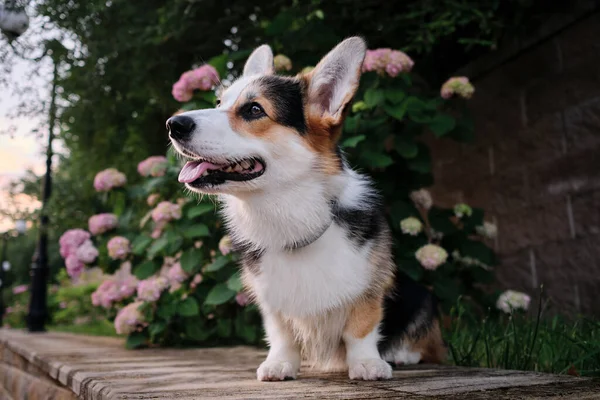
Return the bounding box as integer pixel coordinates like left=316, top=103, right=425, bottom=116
left=3, top=0, right=575, bottom=285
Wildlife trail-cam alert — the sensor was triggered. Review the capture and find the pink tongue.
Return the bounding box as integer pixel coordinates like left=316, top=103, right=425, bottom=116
left=178, top=161, right=222, bottom=183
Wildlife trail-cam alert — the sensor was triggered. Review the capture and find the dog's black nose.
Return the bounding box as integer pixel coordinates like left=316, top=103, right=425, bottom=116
left=166, top=115, right=196, bottom=141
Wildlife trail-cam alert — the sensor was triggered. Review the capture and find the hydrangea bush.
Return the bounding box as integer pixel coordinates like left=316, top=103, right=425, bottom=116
left=50, top=48, right=519, bottom=348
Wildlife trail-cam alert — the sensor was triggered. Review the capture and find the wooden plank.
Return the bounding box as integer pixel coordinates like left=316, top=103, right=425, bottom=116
left=1, top=329, right=598, bottom=399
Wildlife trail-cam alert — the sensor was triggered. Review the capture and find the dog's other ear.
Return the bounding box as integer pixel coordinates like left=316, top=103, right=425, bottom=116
left=243, top=44, right=274, bottom=77
left=307, top=37, right=366, bottom=125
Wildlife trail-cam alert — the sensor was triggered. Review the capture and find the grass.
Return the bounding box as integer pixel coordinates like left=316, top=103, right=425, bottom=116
left=444, top=299, right=600, bottom=377
left=48, top=319, right=119, bottom=337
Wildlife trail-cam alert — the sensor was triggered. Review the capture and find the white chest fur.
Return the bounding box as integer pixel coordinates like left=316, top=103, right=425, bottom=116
left=248, top=224, right=372, bottom=317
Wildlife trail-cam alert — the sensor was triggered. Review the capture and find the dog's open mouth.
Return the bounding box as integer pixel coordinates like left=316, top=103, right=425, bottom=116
left=178, top=157, right=265, bottom=186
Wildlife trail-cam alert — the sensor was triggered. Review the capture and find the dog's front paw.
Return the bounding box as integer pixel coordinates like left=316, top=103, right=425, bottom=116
left=348, top=358, right=392, bottom=381
left=257, top=360, right=299, bottom=381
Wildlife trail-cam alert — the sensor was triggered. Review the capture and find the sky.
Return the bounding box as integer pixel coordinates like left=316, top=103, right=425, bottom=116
left=0, top=9, right=50, bottom=231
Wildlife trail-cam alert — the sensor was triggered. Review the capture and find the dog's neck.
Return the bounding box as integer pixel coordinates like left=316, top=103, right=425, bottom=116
left=220, top=171, right=349, bottom=251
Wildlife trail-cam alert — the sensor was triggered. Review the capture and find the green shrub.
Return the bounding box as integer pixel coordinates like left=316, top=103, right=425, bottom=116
left=41, top=47, right=501, bottom=349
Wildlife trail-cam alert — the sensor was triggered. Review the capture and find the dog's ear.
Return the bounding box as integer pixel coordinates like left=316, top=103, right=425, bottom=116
left=306, top=37, right=366, bottom=125
left=243, top=44, right=274, bottom=77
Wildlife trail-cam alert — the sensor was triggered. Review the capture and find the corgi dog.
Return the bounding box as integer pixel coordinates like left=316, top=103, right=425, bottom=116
left=168, top=37, right=446, bottom=381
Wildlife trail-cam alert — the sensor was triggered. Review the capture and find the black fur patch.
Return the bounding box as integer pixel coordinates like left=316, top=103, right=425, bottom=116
left=257, top=76, right=307, bottom=134
left=331, top=187, right=383, bottom=246
left=378, top=271, right=438, bottom=354
left=231, top=239, right=264, bottom=275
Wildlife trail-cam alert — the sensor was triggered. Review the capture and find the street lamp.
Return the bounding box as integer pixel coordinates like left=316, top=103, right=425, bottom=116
left=0, top=219, right=27, bottom=327
left=0, top=1, right=30, bottom=41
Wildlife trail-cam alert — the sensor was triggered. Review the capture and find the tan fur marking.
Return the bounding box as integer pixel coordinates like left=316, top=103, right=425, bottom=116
left=345, top=297, right=384, bottom=339
left=406, top=320, right=447, bottom=364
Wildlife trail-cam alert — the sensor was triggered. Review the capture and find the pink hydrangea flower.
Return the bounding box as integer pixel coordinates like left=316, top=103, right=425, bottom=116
left=137, top=276, right=169, bottom=302
left=363, top=48, right=414, bottom=77
left=172, top=79, right=193, bottom=102
left=415, top=244, right=448, bottom=270
left=410, top=189, right=433, bottom=210
left=172, top=64, right=220, bottom=102
left=137, top=156, right=168, bottom=177
left=59, top=229, right=91, bottom=258
left=65, top=255, right=85, bottom=278
left=12, top=284, right=28, bottom=295
left=151, top=201, right=182, bottom=223
left=147, top=193, right=160, bottom=207
left=236, top=292, right=249, bottom=307
left=93, top=168, right=126, bottom=192
left=107, top=236, right=130, bottom=260
left=167, top=262, right=188, bottom=285
left=114, top=301, right=147, bottom=335
left=274, top=54, right=292, bottom=72
left=88, top=213, right=118, bottom=235
left=440, top=77, right=475, bottom=99
left=5, top=307, right=13, bottom=314
left=75, top=240, right=99, bottom=264
left=91, top=262, right=138, bottom=308
left=496, top=290, right=531, bottom=313
left=219, top=235, right=233, bottom=256
left=190, top=273, right=203, bottom=289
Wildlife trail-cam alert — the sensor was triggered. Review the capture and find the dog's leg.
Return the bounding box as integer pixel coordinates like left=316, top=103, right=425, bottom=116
left=257, top=311, right=301, bottom=381
left=343, top=298, right=392, bottom=380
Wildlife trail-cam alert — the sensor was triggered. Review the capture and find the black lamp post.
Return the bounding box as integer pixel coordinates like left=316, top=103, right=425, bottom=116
left=27, top=43, right=62, bottom=332
left=0, top=219, right=27, bottom=326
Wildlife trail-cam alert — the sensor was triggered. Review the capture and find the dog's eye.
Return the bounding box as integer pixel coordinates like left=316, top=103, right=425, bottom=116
left=242, top=102, right=266, bottom=120
left=215, top=99, right=221, bottom=108
left=250, top=103, right=264, bottom=116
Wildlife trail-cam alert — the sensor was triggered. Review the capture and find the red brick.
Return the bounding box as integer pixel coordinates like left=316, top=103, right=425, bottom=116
left=534, top=237, right=600, bottom=315
left=564, top=96, right=600, bottom=152
left=526, top=56, right=600, bottom=123
left=496, top=200, right=570, bottom=255
left=527, top=147, right=600, bottom=204
left=502, top=37, right=561, bottom=86
left=492, top=113, right=564, bottom=173
left=571, top=189, right=600, bottom=237
left=557, top=14, right=600, bottom=71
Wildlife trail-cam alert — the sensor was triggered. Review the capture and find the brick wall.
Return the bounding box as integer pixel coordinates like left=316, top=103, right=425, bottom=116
left=427, top=12, right=600, bottom=316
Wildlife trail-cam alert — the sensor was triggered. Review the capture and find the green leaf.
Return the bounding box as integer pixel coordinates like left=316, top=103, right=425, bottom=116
left=147, top=236, right=169, bottom=258
left=395, top=137, right=419, bottom=159
left=157, top=302, right=176, bottom=319
left=187, top=204, right=214, bottom=219
left=177, top=297, right=200, bottom=317
left=180, top=249, right=203, bottom=273
left=460, top=240, right=495, bottom=266
left=226, top=272, right=243, bottom=292
left=361, top=151, right=394, bottom=168
left=134, top=260, right=159, bottom=280
left=399, top=259, right=424, bottom=281
left=433, top=279, right=461, bottom=302
left=125, top=332, right=147, bottom=349
left=364, top=88, right=385, bottom=107
left=205, top=256, right=229, bottom=272
left=341, top=135, right=366, bottom=148
left=429, top=113, right=456, bottom=137
left=131, top=235, right=153, bottom=255
left=185, top=321, right=210, bottom=341
left=164, top=231, right=184, bottom=255
left=407, top=145, right=431, bottom=173
left=182, top=224, right=210, bottom=239
left=217, top=319, right=232, bottom=337
left=428, top=208, right=459, bottom=235
left=384, top=88, right=406, bottom=104
left=383, top=102, right=408, bottom=120
left=205, top=283, right=236, bottom=305
left=149, top=321, right=167, bottom=337
left=207, top=53, right=229, bottom=77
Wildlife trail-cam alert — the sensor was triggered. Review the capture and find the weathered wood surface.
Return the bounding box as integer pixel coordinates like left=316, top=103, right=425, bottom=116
left=1, top=329, right=598, bottom=399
